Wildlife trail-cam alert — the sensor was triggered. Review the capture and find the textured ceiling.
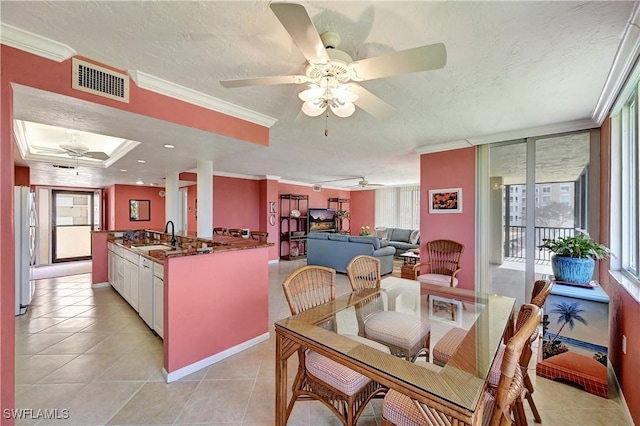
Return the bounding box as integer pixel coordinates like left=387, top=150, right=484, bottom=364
left=1, top=1, right=636, bottom=189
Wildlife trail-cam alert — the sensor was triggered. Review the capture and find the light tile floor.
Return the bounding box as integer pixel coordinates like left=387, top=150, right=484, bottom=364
left=14, top=259, right=631, bottom=425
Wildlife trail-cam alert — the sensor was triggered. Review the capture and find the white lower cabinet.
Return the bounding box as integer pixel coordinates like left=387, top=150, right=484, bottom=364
left=123, top=250, right=139, bottom=311
left=138, top=257, right=154, bottom=328
left=153, top=264, right=164, bottom=338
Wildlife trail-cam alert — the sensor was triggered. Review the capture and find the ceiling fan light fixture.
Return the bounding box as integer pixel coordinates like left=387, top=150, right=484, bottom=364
left=301, top=100, right=326, bottom=117
left=330, top=101, right=355, bottom=118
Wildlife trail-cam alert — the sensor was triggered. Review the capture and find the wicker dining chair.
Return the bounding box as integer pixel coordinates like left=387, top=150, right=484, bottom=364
left=433, top=280, right=552, bottom=367
left=213, top=227, right=228, bottom=235
left=412, top=239, right=464, bottom=287
left=489, top=279, right=552, bottom=424
left=347, top=256, right=431, bottom=362
left=381, top=304, right=541, bottom=426
left=281, top=265, right=387, bottom=426
left=347, top=255, right=381, bottom=290
left=227, top=228, right=243, bottom=237
left=250, top=231, right=268, bottom=242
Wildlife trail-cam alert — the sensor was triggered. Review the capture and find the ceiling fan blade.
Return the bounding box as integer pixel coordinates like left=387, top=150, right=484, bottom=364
left=85, top=151, right=110, bottom=160
left=30, top=145, right=67, bottom=154
left=220, top=75, right=309, bottom=88
left=270, top=3, right=330, bottom=65
left=348, top=42, right=446, bottom=82
left=348, top=84, right=395, bottom=120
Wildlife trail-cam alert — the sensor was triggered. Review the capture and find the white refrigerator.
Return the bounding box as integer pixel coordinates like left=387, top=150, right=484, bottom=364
left=15, top=186, right=36, bottom=315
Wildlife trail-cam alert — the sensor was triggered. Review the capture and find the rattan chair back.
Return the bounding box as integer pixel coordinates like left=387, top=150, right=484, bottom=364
left=213, top=227, right=228, bottom=235
left=425, top=239, right=464, bottom=276
left=228, top=228, right=244, bottom=237
left=530, top=279, right=552, bottom=308
left=347, top=255, right=381, bottom=291
left=489, top=304, right=541, bottom=426
left=250, top=231, right=268, bottom=242
left=282, top=265, right=336, bottom=315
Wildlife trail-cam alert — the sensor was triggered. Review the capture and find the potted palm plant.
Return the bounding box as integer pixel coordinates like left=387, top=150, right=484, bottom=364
left=538, top=233, right=611, bottom=285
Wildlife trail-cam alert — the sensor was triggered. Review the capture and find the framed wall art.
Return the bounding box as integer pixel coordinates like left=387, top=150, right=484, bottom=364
left=429, top=295, right=463, bottom=326
left=429, top=188, right=462, bottom=214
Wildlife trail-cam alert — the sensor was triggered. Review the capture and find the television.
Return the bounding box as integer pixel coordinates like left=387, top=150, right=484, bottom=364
left=309, top=208, right=337, bottom=232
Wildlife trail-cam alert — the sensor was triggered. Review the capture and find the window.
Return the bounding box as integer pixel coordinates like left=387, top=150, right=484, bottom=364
left=560, top=185, right=570, bottom=192
left=542, top=186, right=551, bottom=193
left=542, top=195, right=551, bottom=203
left=560, top=194, right=571, bottom=203
left=611, top=81, right=640, bottom=282
left=375, top=186, right=420, bottom=229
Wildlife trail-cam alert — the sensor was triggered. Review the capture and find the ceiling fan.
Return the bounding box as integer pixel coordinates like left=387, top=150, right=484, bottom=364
left=31, top=143, right=110, bottom=161
left=220, top=2, right=446, bottom=119
left=316, top=176, right=384, bottom=189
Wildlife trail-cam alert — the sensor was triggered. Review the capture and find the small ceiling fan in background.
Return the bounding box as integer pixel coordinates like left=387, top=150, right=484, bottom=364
left=315, top=176, right=385, bottom=189
left=31, top=139, right=110, bottom=161
left=220, top=2, right=446, bottom=120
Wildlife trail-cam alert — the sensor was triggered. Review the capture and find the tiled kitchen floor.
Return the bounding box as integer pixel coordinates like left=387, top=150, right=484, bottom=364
left=15, top=260, right=631, bottom=425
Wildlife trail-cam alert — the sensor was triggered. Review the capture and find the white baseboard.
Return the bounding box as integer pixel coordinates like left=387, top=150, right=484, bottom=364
left=268, top=259, right=279, bottom=264
left=609, top=363, right=634, bottom=425
left=162, top=332, right=270, bottom=383
left=91, top=281, right=110, bottom=288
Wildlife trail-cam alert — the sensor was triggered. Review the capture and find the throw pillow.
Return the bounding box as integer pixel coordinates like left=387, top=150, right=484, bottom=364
left=409, top=230, right=420, bottom=245
left=375, top=227, right=388, bottom=240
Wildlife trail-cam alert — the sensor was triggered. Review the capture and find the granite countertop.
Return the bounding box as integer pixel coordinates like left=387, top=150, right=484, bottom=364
left=107, top=230, right=272, bottom=264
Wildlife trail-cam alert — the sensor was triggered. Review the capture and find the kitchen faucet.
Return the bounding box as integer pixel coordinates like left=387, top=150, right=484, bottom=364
left=164, top=220, right=177, bottom=246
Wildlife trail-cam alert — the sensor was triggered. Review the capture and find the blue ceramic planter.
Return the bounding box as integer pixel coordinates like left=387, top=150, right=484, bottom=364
left=551, top=255, right=595, bottom=284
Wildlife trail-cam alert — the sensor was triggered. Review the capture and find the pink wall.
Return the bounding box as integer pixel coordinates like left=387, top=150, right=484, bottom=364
left=598, top=118, right=640, bottom=424
left=420, top=147, right=476, bottom=290
left=14, top=166, right=29, bottom=187
left=113, top=185, right=166, bottom=231
left=164, top=247, right=269, bottom=373
left=277, top=183, right=351, bottom=210
left=90, top=232, right=108, bottom=285
left=260, top=178, right=280, bottom=260
left=0, top=66, right=16, bottom=424
left=104, top=185, right=115, bottom=230
left=186, top=185, right=197, bottom=235
left=350, top=190, right=375, bottom=236
left=212, top=176, right=260, bottom=230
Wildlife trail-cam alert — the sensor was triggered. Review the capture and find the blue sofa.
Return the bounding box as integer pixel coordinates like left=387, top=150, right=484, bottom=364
left=377, top=227, right=420, bottom=254
left=306, top=233, right=396, bottom=275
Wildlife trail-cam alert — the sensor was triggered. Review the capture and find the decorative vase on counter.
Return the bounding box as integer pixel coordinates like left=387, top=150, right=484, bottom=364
left=551, top=255, right=595, bottom=284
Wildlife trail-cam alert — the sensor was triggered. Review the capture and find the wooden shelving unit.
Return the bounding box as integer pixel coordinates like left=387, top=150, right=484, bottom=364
left=280, top=194, right=309, bottom=260
left=328, top=197, right=350, bottom=234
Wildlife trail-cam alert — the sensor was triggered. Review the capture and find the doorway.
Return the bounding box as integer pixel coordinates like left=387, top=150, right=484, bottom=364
left=52, top=190, right=97, bottom=263
left=481, top=130, right=597, bottom=306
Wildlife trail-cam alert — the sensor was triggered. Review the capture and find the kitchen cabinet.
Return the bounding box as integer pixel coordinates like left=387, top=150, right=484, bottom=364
left=123, top=250, right=139, bottom=311
left=153, top=263, right=164, bottom=338
left=107, top=243, right=114, bottom=286
left=138, top=257, right=154, bottom=328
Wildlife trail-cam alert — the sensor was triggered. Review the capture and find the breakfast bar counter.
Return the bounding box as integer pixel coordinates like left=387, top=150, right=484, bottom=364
left=92, top=229, right=272, bottom=382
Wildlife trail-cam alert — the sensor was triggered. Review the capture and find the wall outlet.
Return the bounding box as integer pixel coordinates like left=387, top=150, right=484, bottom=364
left=622, top=335, right=627, bottom=354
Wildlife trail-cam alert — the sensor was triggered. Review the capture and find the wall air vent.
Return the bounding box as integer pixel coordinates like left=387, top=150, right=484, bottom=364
left=312, top=184, right=322, bottom=192
left=52, top=164, right=76, bottom=170
left=72, top=58, right=129, bottom=103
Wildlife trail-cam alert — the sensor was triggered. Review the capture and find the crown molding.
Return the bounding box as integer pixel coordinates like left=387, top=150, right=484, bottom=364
left=261, top=175, right=281, bottom=181
left=0, top=23, right=75, bottom=62
left=128, top=70, right=277, bottom=128
left=466, top=119, right=597, bottom=146
left=593, top=2, right=640, bottom=124
left=415, top=118, right=598, bottom=155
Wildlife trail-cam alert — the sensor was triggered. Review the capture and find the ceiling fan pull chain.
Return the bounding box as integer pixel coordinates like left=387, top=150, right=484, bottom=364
left=325, top=110, right=329, bottom=137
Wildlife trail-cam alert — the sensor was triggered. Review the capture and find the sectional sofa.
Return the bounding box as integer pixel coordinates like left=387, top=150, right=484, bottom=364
left=306, top=233, right=396, bottom=275
left=377, top=227, right=420, bottom=253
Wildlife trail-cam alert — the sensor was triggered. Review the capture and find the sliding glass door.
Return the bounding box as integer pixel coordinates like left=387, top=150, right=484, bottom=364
left=52, top=190, right=94, bottom=262
left=483, top=131, right=595, bottom=306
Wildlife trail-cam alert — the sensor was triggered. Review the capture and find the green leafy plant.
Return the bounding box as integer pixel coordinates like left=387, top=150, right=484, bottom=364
left=337, top=210, right=350, bottom=219
left=538, top=233, right=611, bottom=260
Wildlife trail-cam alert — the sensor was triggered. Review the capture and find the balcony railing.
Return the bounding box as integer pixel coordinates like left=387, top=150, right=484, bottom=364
left=505, top=226, right=574, bottom=261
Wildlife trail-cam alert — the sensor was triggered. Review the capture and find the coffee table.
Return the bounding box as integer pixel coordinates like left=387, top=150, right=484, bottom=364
left=399, top=251, right=420, bottom=279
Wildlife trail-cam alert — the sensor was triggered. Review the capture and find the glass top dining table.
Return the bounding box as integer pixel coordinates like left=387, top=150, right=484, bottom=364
left=274, top=276, right=516, bottom=425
